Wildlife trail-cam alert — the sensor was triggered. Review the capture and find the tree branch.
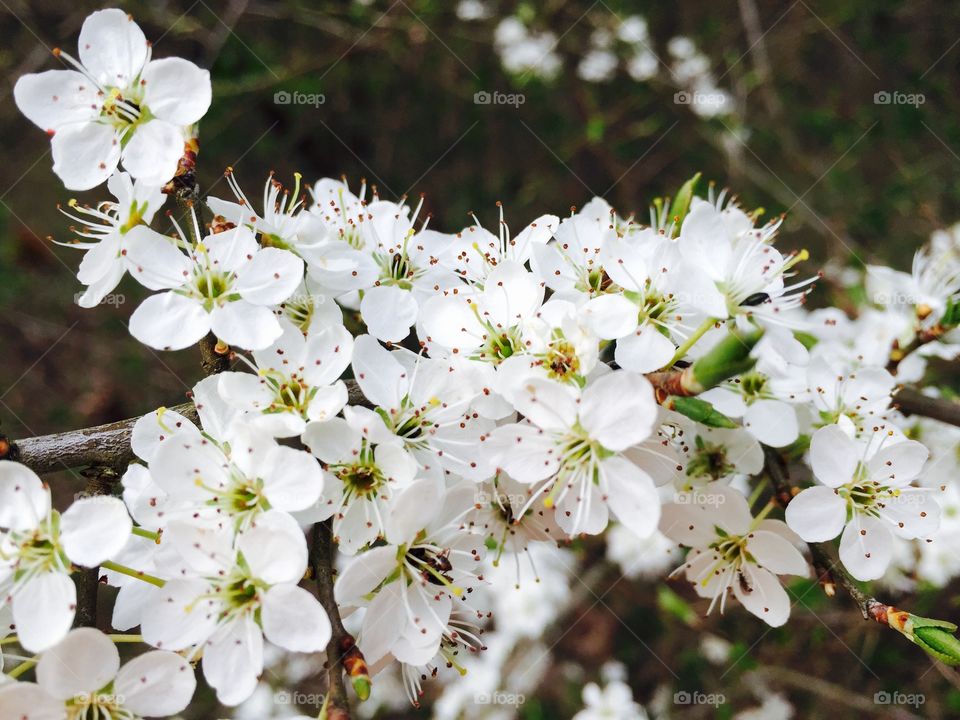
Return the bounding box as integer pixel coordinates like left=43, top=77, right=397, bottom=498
left=311, top=519, right=362, bottom=720
left=894, top=387, right=960, bottom=428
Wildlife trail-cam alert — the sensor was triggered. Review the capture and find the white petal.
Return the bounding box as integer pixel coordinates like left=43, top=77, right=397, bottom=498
left=745, top=530, right=808, bottom=576
left=351, top=335, right=406, bottom=408
left=509, top=378, right=578, bottom=432
left=881, top=489, right=941, bottom=539
left=14, top=69, right=100, bottom=132
left=386, top=479, right=441, bottom=545
left=120, top=119, right=184, bottom=186
left=809, top=424, right=858, bottom=488
left=867, top=439, right=928, bottom=485
left=614, top=324, right=676, bottom=373
left=602, top=457, right=660, bottom=539
left=123, top=225, right=192, bottom=290
left=583, top=293, right=638, bottom=339
left=743, top=400, right=798, bottom=448
left=733, top=565, right=791, bottom=627
left=37, top=627, right=119, bottom=701
left=839, top=515, right=893, bottom=581
left=60, top=496, right=132, bottom=566
left=114, top=650, right=196, bottom=717
left=261, top=446, right=324, bottom=512
left=210, top=301, right=282, bottom=351
left=142, top=57, right=211, bottom=125
left=785, top=485, right=846, bottom=542
left=302, top=417, right=361, bottom=463
left=235, top=248, right=304, bottom=306
left=78, top=9, right=148, bottom=87
left=0, top=460, right=48, bottom=531
left=141, top=579, right=219, bottom=651
left=0, top=683, right=64, bottom=720
left=335, top=545, right=397, bottom=605
left=261, top=584, right=331, bottom=652
left=203, top=616, right=263, bottom=706
left=129, top=292, right=209, bottom=351
left=303, top=323, right=354, bottom=386
left=14, top=571, right=75, bottom=652
left=579, top=372, right=656, bottom=451
left=489, top=423, right=561, bottom=482
left=51, top=121, right=120, bottom=191
left=238, top=511, right=308, bottom=585
left=482, top=261, right=544, bottom=326
left=360, top=285, right=418, bottom=342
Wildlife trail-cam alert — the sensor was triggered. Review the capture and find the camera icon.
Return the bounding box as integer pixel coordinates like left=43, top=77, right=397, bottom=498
left=874, top=691, right=891, bottom=704
left=274, top=90, right=292, bottom=105
left=274, top=690, right=291, bottom=704
left=873, top=91, right=891, bottom=105
left=474, top=90, right=492, bottom=105
left=674, top=691, right=692, bottom=704
left=674, top=91, right=692, bottom=105
left=474, top=691, right=491, bottom=704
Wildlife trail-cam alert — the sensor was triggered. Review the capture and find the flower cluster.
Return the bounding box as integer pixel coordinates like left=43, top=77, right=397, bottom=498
left=5, top=6, right=960, bottom=717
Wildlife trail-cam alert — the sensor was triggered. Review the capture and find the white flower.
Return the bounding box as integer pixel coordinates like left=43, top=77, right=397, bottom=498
left=14, top=8, right=211, bottom=189
left=675, top=197, right=814, bottom=323
left=661, top=482, right=808, bottom=626
left=127, top=225, right=304, bottom=351
left=0, top=460, right=131, bottom=651
left=438, top=205, right=558, bottom=284
left=573, top=678, right=648, bottom=720
left=786, top=425, right=939, bottom=580
left=301, top=410, right=419, bottom=554
left=490, top=371, right=661, bottom=537
left=335, top=483, right=485, bottom=675
left=59, top=171, right=165, bottom=307
left=141, top=510, right=331, bottom=706
left=218, top=317, right=353, bottom=437
left=145, top=412, right=324, bottom=533
left=350, top=335, right=494, bottom=481
left=806, top=356, right=896, bottom=435
left=421, top=260, right=544, bottom=361
left=0, top=627, right=195, bottom=718
left=674, top=425, right=763, bottom=490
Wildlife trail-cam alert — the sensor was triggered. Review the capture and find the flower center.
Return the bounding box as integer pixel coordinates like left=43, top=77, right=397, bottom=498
left=686, top=437, right=734, bottom=482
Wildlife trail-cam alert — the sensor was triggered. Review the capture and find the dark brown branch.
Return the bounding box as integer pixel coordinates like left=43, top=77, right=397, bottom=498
left=762, top=445, right=891, bottom=623
left=894, top=387, right=960, bottom=428
left=311, top=519, right=353, bottom=720
left=4, top=382, right=370, bottom=474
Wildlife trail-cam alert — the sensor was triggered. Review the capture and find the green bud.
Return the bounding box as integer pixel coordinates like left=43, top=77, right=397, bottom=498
left=352, top=675, right=372, bottom=701
left=888, top=610, right=960, bottom=665
left=668, top=173, right=701, bottom=235
left=688, top=329, right=764, bottom=392
left=913, top=626, right=960, bottom=665
left=667, top=396, right=737, bottom=428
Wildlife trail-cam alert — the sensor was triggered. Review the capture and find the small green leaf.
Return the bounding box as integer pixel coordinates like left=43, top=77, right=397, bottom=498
left=914, top=626, right=960, bottom=666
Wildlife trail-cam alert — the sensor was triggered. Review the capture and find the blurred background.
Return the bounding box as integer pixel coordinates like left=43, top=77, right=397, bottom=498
left=2, top=1, right=960, bottom=717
